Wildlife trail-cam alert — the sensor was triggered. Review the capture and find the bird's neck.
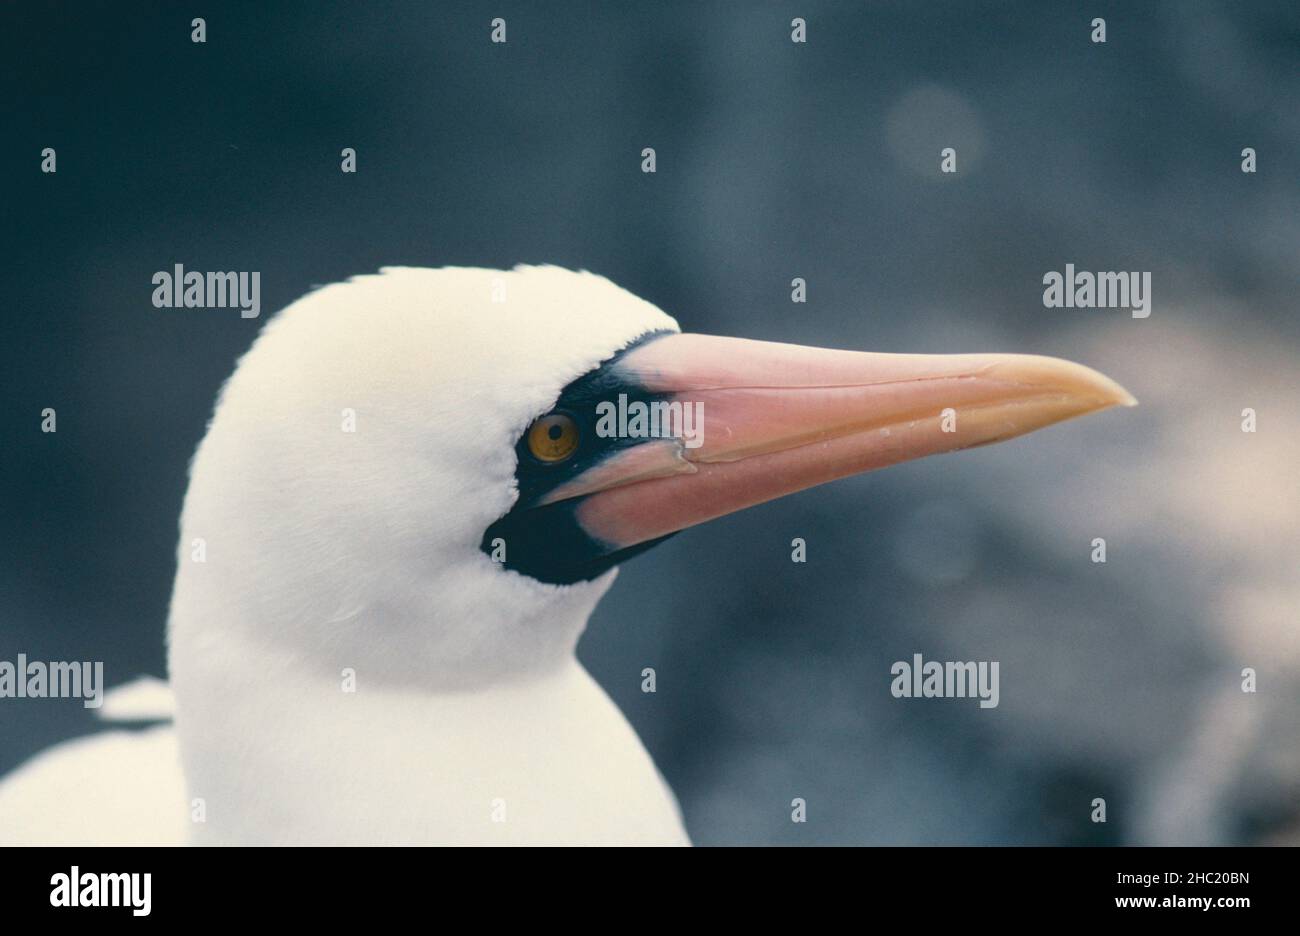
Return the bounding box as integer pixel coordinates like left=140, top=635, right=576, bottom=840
left=166, top=558, right=643, bottom=841
left=170, top=637, right=683, bottom=844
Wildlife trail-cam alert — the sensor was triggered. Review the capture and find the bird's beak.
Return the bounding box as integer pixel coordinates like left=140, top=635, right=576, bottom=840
left=552, top=334, right=1135, bottom=552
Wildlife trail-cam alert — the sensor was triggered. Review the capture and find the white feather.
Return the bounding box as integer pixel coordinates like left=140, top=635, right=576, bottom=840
left=97, top=675, right=175, bottom=722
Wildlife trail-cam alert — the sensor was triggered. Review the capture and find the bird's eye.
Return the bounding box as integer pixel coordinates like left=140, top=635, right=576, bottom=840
left=527, top=412, right=580, bottom=463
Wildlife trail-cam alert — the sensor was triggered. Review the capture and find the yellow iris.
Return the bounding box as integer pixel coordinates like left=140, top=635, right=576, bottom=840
left=527, top=413, right=579, bottom=462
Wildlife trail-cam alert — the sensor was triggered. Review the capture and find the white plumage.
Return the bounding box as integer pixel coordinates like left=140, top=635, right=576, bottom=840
left=1, top=267, right=689, bottom=845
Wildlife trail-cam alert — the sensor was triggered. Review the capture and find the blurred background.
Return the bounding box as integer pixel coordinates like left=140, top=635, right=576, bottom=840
left=2, top=0, right=1297, bottom=844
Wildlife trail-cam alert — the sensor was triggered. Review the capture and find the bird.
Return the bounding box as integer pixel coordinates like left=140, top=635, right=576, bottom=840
left=0, top=265, right=1135, bottom=845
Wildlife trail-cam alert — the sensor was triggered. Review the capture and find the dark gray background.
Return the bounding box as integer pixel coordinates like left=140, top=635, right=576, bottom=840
left=2, top=1, right=1297, bottom=844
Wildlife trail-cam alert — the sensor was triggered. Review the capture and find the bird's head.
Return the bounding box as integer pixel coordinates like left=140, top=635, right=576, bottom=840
left=170, top=265, right=1134, bottom=690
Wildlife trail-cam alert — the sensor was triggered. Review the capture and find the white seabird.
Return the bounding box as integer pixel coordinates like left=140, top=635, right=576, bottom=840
left=0, top=266, right=1135, bottom=845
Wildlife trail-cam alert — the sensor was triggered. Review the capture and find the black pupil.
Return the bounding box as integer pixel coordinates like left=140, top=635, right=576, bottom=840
left=548, top=424, right=563, bottom=441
